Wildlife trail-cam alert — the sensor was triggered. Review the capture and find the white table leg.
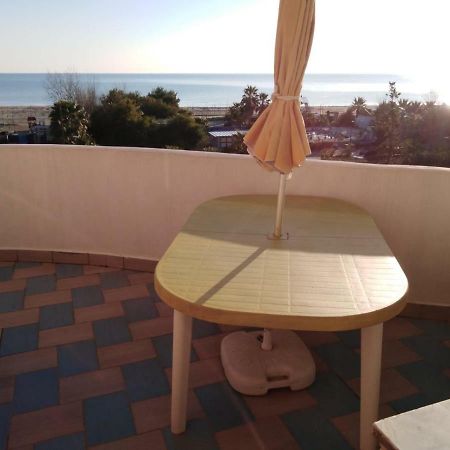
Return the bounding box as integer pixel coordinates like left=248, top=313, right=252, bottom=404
left=360, top=323, right=383, bottom=450
left=171, top=310, right=193, bottom=434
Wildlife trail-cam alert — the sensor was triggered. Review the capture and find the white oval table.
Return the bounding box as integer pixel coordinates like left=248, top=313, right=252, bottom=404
left=155, top=195, right=409, bottom=450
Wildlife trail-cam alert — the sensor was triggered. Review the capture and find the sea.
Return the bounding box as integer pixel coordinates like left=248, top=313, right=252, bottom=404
left=0, top=73, right=438, bottom=107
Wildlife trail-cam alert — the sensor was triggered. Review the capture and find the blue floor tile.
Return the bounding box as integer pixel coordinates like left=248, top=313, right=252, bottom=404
left=0, top=323, right=38, bottom=356
left=122, top=359, right=170, bottom=401
left=402, top=335, right=450, bottom=368
left=410, top=319, right=450, bottom=339
left=163, top=419, right=220, bottom=450
left=122, top=297, right=158, bottom=322
left=147, top=283, right=159, bottom=300
left=84, top=391, right=135, bottom=446
left=93, top=317, right=131, bottom=347
left=58, top=340, right=99, bottom=377
left=397, top=360, right=450, bottom=402
left=35, top=433, right=85, bottom=450
left=13, top=368, right=59, bottom=413
left=315, top=342, right=360, bottom=379
left=152, top=334, right=198, bottom=368
left=390, top=392, right=434, bottom=414
left=0, top=404, right=12, bottom=450
left=0, top=290, right=24, bottom=313
left=26, top=275, right=56, bottom=295
left=0, top=266, right=13, bottom=282
left=195, top=382, right=253, bottom=432
left=192, top=319, right=220, bottom=339
left=56, top=264, right=84, bottom=279
left=100, top=271, right=129, bottom=289
left=40, top=302, right=74, bottom=330
left=282, top=407, right=353, bottom=450
left=307, top=372, right=360, bottom=417
left=336, top=329, right=360, bottom=349
left=72, top=285, right=103, bottom=308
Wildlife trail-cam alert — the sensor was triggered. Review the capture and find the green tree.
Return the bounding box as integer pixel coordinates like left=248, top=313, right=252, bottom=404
left=351, top=96, right=371, bottom=116
left=49, top=101, right=92, bottom=145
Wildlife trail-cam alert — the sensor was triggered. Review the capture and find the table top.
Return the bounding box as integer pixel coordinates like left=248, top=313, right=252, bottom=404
left=374, top=399, right=450, bottom=450
left=155, top=195, right=408, bottom=331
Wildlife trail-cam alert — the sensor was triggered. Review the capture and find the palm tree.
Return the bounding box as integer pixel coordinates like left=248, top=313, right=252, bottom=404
left=351, top=96, right=371, bottom=116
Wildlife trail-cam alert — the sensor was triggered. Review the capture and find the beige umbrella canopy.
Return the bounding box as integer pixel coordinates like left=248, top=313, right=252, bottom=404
left=245, top=0, right=315, bottom=174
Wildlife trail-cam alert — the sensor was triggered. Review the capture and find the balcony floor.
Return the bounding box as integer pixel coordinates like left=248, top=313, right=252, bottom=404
left=0, top=261, right=449, bottom=450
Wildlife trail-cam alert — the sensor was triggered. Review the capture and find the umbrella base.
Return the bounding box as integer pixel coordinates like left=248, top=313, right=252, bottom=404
left=220, top=330, right=316, bottom=396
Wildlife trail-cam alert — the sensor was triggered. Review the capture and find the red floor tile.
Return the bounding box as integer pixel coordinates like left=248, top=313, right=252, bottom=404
left=98, top=339, right=156, bottom=368
left=60, top=367, right=125, bottom=404
left=243, top=387, right=317, bottom=418
left=88, top=430, right=166, bottom=450
left=9, top=402, right=83, bottom=448
left=74, top=302, right=124, bottom=323
left=215, top=416, right=298, bottom=450
left=132, top=391, right=203, bottom=434
left=103, top=284, right=149, bottom=303
left=123, top=258, right=156, bottom=272
left=192, top=333, right=228, bottom=359
left=381, top=339, right=422, bottom=369
left=39, top=323, right=94, bottom=348
left=297, top=330, right=340, bottom=347
left=0, top=309, right=39, bottom=329
left=166, top=358, right=226, bottom=389
left=13, top=263, right=55, bottom=280
left=24, top=290, right=71, bottom=308
left=347, top=368, right=419, bottom=403
left=127, top=272, right=154, bottom=285
left=0, top=251, right=17, bottom=262
left=56, top=274, right=100, bottom=290
left=130, top=316, right=174, bottom=340
left=383, top=317, right=423, bottom=340
left=0, top=376, right=14, bottom=403
left=0, top=279, right=26, bottom=294
left=0, top=347, right=57, bottom=377
left=155, top=302, right=173, bottom=317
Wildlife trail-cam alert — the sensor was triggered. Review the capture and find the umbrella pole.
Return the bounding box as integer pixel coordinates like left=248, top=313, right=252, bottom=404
left=273, top=173, right=288, bottom=239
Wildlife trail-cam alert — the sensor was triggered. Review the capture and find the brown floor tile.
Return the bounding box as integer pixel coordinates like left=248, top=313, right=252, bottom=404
left=60, top=367, right=125, bottom=404
left=0, top=347, right=57, bottom=377
left=331, top=403, right=395, bottom=450
left=381, top=339, right=422, bottom=369
left=297, top=330, right=340, bottom=347
left=0, top=250, right=17, bottom=262
left=123, top=257, right=156, bottom=272
left=39, top=322, right=93, bottom=348
left=444, top=340, right=450, bottom=349
left=244, top=387, right=317, bottom=418
left=9, top=445, right=34, bottom=450
left=53, top=252, right=88, bottom=265
left=347, top=368, right=419, bottom=403
left=0, top=262, right=14, bottom=267
left=310, top=349, right=329, bottom=373
left=215, top=416, right=298, bottom=450
left=0, top=279, right=26, bottom=294
left=166, top=358, right=225, bottom=389
left=98, top=339, right=156, bottom=368
left=89, top=430, right=166, bottom=450
left=130, top=316, right=173, bottom=340
left=13, top=263, right=55, bottom=280
left=132, top=391, right=203, bottom=434
left=24, top=290, right=71, bottom=308
left=56, top=274, right=100, bottom=290
left=0, top=309, right=39, bottom=329
left=444, top=368, right=450, bottom=378
left=83, top=265, right=118, bottom=275
left=75, top=302, right=123, bottom=323
left=0, top=376, right=15, bottom=403
left=127, top=272, right=154, bottom=285
left=17, top=250, right=52, bottom=263
left=383, top=317, right=423, bottom=340
left=192, top=333, right=227, bottom=360
left=155, top=302, right=173, bottom=317
left=103, top=284, right=149, bottom=303
left=9, top=402, right=83, bottom=448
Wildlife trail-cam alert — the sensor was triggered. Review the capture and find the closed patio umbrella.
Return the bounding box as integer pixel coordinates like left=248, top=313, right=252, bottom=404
left=244, top=0, right=315, bottom=238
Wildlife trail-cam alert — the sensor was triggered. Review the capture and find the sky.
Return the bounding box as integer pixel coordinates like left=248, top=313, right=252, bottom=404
left=1, top=0, right=449, bottom=85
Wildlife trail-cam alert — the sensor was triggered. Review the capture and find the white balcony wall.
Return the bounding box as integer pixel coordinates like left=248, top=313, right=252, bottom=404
left=1, top=145, right=449, bottom=307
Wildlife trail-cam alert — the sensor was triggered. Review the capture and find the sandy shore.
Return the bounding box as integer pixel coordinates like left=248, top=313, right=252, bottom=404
left=0, top=105, right=349, bottom=132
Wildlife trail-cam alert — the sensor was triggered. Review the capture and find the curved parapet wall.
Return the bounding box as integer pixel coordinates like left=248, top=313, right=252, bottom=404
left=1, top=145, right=449, bottom=307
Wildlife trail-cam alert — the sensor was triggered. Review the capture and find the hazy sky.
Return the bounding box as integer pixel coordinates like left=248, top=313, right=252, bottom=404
left=1, top=0, right=449, bottom=83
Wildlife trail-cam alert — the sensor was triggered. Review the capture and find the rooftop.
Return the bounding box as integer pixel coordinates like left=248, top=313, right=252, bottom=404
left=0, top=260, right=449, bottom=450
